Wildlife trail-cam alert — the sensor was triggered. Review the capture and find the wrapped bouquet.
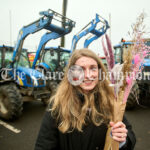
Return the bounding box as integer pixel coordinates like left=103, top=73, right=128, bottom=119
left=102, top=12, right=150, bottom=150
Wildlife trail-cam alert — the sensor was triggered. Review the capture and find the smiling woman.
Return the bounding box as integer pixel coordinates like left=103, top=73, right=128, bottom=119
left=74, top=56, right=99, bottom=92
left=34, top=48, right=136, bottom=150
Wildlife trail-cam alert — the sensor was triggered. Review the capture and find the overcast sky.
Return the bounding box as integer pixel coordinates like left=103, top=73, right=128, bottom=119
left=0, top=0, right=150, bottom=55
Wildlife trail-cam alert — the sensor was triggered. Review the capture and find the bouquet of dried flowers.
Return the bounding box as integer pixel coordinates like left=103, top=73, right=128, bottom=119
left=102, top=12, right=150, bottom=150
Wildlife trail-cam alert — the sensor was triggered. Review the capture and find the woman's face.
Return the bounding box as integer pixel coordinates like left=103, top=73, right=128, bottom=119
left=75, top=56, right=99, bottom=93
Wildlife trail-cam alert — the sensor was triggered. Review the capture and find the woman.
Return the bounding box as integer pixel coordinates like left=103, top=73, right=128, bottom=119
left=35, top=48, right=136, bottom=150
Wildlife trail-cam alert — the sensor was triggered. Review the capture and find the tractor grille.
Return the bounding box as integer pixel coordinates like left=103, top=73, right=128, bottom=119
left=26, top=75, right=32, bottom=85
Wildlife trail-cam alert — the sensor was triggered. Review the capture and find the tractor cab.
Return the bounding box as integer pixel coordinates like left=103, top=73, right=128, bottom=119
left=35, top=46, right=71, bottom=83
left=114, top=41, right=133, bottom=64
left=0, top=46, right=13, bottom=69
left=0, top=45, right=30, bottom=82
left=41, top=46, right=71, bottom=71
left=14, top=50, right=31, bottom=68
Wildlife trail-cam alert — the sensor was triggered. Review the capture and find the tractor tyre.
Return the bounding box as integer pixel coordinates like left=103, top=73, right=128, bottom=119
left=126, top=82, right=140, bottom=110
left=42, top=81, right=58, bottom=105
left=0, top=83, right=23, bottom=120
left=138, top=83, right=150, bottom=106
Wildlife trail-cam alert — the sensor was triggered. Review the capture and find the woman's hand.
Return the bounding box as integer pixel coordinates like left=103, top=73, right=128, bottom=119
left=110, top=121, right=128, bottom=143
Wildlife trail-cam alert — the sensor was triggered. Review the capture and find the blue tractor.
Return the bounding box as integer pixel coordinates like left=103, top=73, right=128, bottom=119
left=32, top=13, right=109, bottom=87
left=0, top=9, right=75, bottom=120
left=113, top=39, right=150, bottom=109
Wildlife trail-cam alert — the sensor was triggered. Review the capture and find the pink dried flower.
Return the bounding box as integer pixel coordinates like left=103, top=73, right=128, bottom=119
left=126, top=76, right=132, bottom=85
left=134, top=54, right=141, bottom=65
left=105, top=34, right=115, bottom=69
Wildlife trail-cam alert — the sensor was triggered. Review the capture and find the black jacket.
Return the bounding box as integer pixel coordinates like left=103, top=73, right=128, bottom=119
left=34, top=111, right=136, bottom=150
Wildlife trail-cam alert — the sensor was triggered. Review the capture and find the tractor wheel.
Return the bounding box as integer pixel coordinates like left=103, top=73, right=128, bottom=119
left=126, top=82, right=140, bottom=110
left=0, top=84, right=23, bottom=120
left=42, top=81, right=58, bottom=105
left=138, top=83, right=150, bottom=106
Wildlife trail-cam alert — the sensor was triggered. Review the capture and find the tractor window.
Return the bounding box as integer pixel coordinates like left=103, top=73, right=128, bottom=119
left=3, top=51, right=13, bottom=68
left=17, top=51, right=30, bottom=68
left=0, top=50, right=1, bottom=68
left=60, top=52, right=70, bottom=61
left=60, top=52, right=70, bottom=69
left=145, top=41, right=150, bottom=58
left=60, top=52, right=70, bottom=67
left=0, top=47, right=13, bottom=68
left=43, top=50, right=58, bottom=71
left=114, top=47, right=122, bottom=63
left=145, top=41, right=150, bottom=46
left=145, top=53, right=150, bottom=59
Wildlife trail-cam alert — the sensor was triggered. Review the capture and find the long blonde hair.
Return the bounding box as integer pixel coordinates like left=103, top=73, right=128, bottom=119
left=49, top=48, right=114, bottom=133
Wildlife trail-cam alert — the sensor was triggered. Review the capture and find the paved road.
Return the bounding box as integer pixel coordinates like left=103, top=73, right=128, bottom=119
left=125, top=106, right=150, bottom=150
left=0, top=101, right=46, bottom=150
left=0, top=101, right=150, bottom=150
